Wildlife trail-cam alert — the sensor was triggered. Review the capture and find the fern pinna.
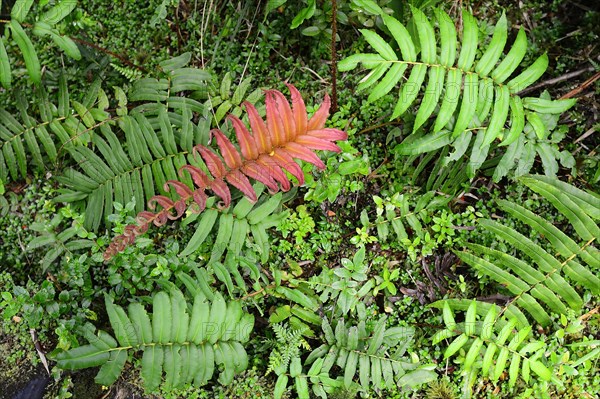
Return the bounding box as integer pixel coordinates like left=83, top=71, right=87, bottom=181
left=104, top=84, right=347, bottom=259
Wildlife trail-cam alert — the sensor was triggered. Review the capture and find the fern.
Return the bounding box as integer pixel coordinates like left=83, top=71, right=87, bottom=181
left=432, top=301, right=554, bottom=389
left=267, top=322, right=311, bottom=376
left=53, top=289, right=254, bottom=391
left=430, top=175, right=599, bottom=391
left=0, top=0, right=80, bottom=87
left=54, top=55, right=213, bottom=231
left=306, top=317, right=436, bottom=392
left=110, top=62, right=143, bottom=82
left=457, top=175, right=600, bottom=327
left=104, top=84, right=348, bottom=259
left=339, top=7, right=576, bottom=179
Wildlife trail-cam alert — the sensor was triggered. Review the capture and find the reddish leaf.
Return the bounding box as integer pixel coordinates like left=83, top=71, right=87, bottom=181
left=180, top=165, right=210, bottom=188
left=281, top=142, right=325, bottom=169
left=270, top=150, right=305, bottom=185
left=197, top=147, right=227, bottom=178
left=148, top=195, right=174, bottom=211
left=295, top=135, right=342, bottom=152
left=164, top=180, right=193, bottom=198
left=225, top=170, right=257, bottom=201
left=228, top=115, right=259, bottom=160
left=212, top=129, right=242, bottom=168
left=241, top=162, right=280, bottom=192
left=244, top=101, right=271, bottom=153
left=191, top=189, right=208, bottom=211
left=286, top=83, right=307, bottom=136
left=272, top=89, right=296, bottom=142
left=308, top=128, right=348, bottom=141
left=210, top=178, right=231, bottom=207
left=104, top=84, right=347, bottom=260
left=265, top=91, right=287, bottom=146
left=256, top=156, right=291, bottom=191
left=307, top=93, right=330, bottom=131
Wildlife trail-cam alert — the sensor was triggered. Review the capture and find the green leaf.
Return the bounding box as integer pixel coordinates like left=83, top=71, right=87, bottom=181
left=367, top=63, right=407, bottom=104
left=508, top=53, right=549, bottom=93
left=475, top=13, right=507, bottom=76
left=105, top=295, right=138, bottom=347
left=11, top=0, right=34, bottom=22
left=391, top=63, right=427, bottom=119
left=95, top=349, right=127, bottom=386
left=274, top=374, right=289, bottom=399
left=452, top=73, right=478, bottom=137
left=410, top=6, right=436, bottom=63
left=522, top=97, right=577, bottom=114
left=338, top=53, right=384, bottom=72
left=40, top=0, right=78, bottom=24
left=457, top=11, right=478, bottom=70
left=295, top=376, right=310, bottom=399
left=382, top=14, right=416, bottom=62
left=397, top=130, right=452, bottom=155
left=152, top=291, right=171, bottom=344
left=492, top=28, right=527, bottom=83
left=444, top=333, right=468, bottom=358
left=291, top=0, right=316, bottom=29
left=413, top=66, right=445, bottom=132
left=54, top=344, right=111, bottom=370
left=142, top=346, right=164, bottom=391
left=527, top=111, right=547, bottom=140
left=482, top=84, right=510, bottom=146
left=437, top=9, right=457, bottom=67
left=10, top=20, right=41, bottom=84
left=360, top=29, right=398, bottom=61
left=353, top=0, right=384, bottom=15
left=0, top=38, right=11, bottom=88
left=465, top=300, right=477, bottom=336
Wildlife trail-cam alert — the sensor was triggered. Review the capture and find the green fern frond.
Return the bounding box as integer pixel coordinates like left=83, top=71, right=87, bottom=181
left=53, top=289, right=254, bottom=391
left=53, top=58, right=215, bottom=231
left=110, top=62, right=143, bottom=82
left=0, top=76, right=91, bottom=182
left=432, top=301, right=554, bottom=389
left=457, top=175, right=600, bottom=326
left=306, top=317, right=436, bottom=391
left=267, top=322, right=310, bottom=376
left=339, top=8, right=576, bottom=179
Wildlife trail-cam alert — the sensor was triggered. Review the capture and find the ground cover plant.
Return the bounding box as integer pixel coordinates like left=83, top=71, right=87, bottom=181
left=0, top=0, right=598, bottom=398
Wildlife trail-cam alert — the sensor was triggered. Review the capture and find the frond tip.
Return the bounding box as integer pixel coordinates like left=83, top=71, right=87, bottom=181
left=103, top=84, right=347, bottom=260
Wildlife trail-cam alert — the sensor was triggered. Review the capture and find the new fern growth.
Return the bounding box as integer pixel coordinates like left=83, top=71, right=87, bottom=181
left=104, top=84, right=347, bottom=259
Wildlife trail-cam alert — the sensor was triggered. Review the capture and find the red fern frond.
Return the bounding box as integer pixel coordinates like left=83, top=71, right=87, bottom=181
left=103, top=84, right=347, bottom=260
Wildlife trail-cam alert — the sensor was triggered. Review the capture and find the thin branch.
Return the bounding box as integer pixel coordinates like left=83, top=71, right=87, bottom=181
left=516, top=66, right=595, bottom=96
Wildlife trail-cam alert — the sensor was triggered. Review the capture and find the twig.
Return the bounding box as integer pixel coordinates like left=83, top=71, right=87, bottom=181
left=574, top=126, right=597, bottom=144
left=560, top=70, right=600, bottom=99
left=516, top=66, right=595, bottom=96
